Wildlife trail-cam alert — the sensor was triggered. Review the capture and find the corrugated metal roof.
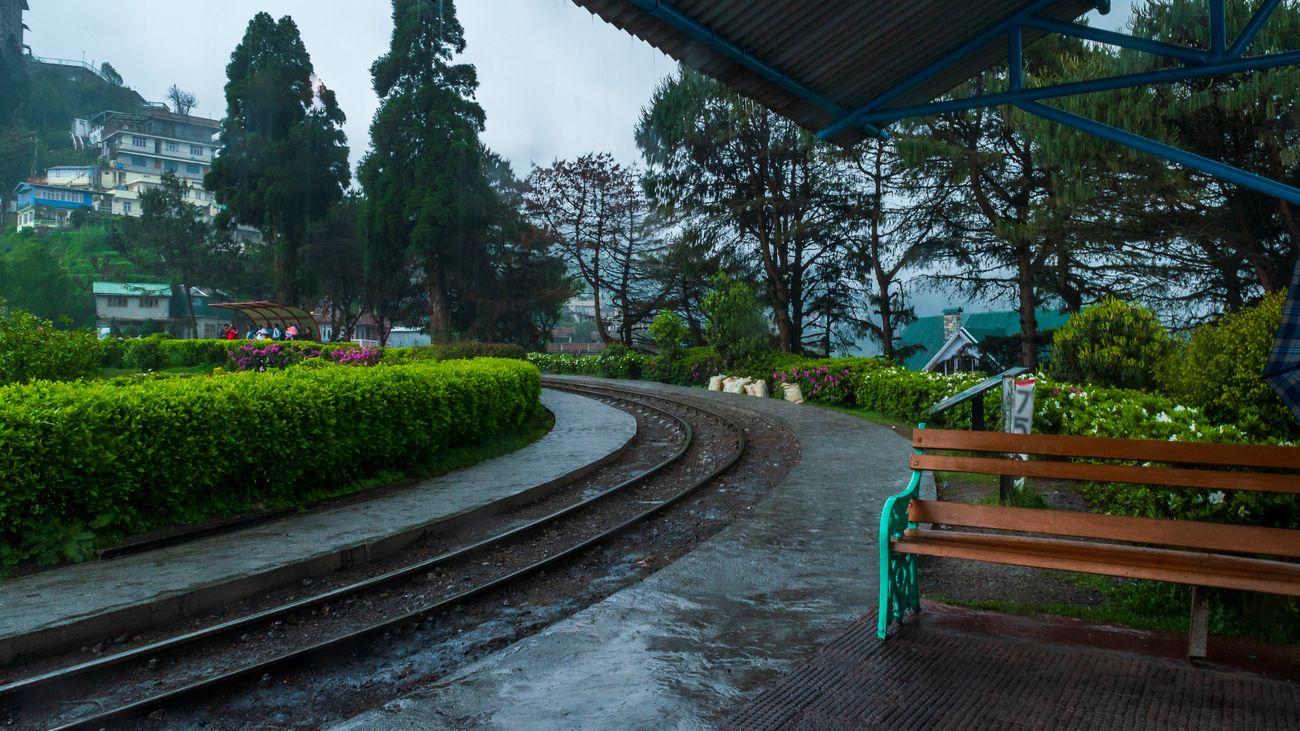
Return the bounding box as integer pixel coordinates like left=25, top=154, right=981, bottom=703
left=898, top=308, right=1073, bottom=370
left=92, top=282, right=171, bottom=296
left=570, top=1, right=1096, bottom=144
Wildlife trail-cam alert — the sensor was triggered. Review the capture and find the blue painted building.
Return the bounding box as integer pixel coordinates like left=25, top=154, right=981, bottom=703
left=13, top=182, right=96, bottom=231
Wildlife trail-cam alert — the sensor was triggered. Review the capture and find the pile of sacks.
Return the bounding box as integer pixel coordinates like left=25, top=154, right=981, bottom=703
left=708, top=375, right=804, bottom=404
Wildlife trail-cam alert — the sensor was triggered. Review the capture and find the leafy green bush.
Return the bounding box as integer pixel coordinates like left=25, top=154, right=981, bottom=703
left=527, top=348, right=650, bottom=379
left=1161, top=293, right=1296, bottom=440
left=124, top=337, right=166, bottom=371
left=0, top=307, right=103, bottom=384
left=702, top=273, right=771, bottom=368
left=1050, top=298, right=1171, bottom=390
left=0, top=359, right=540, bottom=571
left=385, top=341, right=528, bottom=363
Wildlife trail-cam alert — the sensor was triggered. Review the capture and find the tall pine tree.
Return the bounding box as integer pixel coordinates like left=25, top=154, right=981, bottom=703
left=206, top=13, right=349, bottom=304
left=360, top=0, right=494, bottom=342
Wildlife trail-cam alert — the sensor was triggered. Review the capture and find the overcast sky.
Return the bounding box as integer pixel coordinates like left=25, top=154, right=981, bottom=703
left=25, top=1, right=1135, bottom=180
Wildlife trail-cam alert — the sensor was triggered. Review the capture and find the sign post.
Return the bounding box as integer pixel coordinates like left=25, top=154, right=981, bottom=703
left=1000, top=377, right=1036, bottom=504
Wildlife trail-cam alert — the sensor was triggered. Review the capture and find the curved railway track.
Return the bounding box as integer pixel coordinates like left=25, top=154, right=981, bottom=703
left=2, top=383, right=755, bottom=730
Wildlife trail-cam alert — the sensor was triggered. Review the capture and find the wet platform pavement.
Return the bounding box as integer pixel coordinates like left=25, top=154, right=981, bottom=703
left=330, top=377, right=926, bottom=730
left=332, top=377, right=1300, bottom=731
left=0, top=389, right=636, bottom=665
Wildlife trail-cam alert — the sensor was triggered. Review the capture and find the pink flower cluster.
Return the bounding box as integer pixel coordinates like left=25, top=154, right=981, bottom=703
left=771, top=366, right=854, bottom=405
left=329, top=347, right=382, bottom=367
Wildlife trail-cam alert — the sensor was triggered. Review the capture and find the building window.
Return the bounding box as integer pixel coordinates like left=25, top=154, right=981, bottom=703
left=132, top=136, right=147, bottom=147
left=186, top=163, right=201, bottom=174
left=139, top=296, right=159, bottom=308
left=107, top=296, right=128, bottom=307
left=165, top=142, right=178, bottom=153
left=204, top=323, right=219, bottom=338
left=164, top=160, right=178, bottom=172
left=122, top=201, right=132, bottom=214
left=190, top=145, right=204, bottom=156
left=132, top=156, right=146, bottom=167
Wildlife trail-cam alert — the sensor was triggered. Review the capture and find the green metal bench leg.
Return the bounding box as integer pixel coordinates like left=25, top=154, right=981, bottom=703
left=878, top=470, right=921, bottom=639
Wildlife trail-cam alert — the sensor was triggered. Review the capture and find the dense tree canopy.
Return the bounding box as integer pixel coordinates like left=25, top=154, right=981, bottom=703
left=206, top=12, right=350, bottom=305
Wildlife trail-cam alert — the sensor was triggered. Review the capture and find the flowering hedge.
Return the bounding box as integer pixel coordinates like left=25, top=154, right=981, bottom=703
left=0, top=358, right=540, bottom=570
left=528, top=348, right=650, bottom=379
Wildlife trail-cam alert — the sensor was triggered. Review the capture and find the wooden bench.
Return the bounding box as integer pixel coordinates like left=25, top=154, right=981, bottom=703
left=877, top=426, right=1300, bottom=656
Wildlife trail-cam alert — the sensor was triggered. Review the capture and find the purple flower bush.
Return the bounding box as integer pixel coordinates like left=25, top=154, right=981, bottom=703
left=227, top=344, right=380, bottom=371
left=771, top=366, right=854, bottom=406
left=329, top=347, right=382, bottom=367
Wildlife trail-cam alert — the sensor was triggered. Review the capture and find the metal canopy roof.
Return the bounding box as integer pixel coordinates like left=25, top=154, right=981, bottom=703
left=571, top=0, right=1098, bottom=145
left=210, top=301, right=317, bottom=333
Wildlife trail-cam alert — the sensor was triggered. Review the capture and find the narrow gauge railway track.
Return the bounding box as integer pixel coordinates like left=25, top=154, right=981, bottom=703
left=3, top=385, right=747, bottom=731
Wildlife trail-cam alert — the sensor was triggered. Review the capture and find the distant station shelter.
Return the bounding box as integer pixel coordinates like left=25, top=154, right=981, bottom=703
left=211, top=301, right=318, bottom=338
left=571, top=0, right=1300, bottom=414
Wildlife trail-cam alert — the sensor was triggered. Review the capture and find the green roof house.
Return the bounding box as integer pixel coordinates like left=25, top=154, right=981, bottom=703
left=897, top=307, right=1072, bottom=373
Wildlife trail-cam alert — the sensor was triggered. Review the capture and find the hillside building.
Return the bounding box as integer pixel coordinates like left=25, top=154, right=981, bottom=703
left=12, top=180, right=97, bottom=230
left=72, top=108, right=221, bottom=219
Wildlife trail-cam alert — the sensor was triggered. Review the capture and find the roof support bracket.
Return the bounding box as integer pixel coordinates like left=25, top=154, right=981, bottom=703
left=1016, top=100, right=1300, bottom=207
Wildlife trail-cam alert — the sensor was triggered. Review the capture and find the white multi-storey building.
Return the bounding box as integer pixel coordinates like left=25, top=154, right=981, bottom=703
left=71, top=108, right=221, bottom=219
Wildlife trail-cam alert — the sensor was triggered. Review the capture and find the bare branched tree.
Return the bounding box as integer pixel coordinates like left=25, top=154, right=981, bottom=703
left=166, top=85, right=198, bottom=116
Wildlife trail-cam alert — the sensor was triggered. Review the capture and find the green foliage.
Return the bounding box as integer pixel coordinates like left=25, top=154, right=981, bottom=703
left=1161, top=293, right=1295, bottom=440
left=648, top=310, right=689, bottom=356
left=1049, top=298, right=1171, bottom=390
left=0, top=239, right=96, bottom=327
left=528, top=349, right=652, bottom=380
left=854, top=365, right=990, bottom=427
left=383, top=341, right=528, bottom=364
left=0, top=359, right=540, bottom=571
left=206, top=12, right=350, bottom=303
left=361, top=0, right=492, bottom=340
left=701, top=272, right=771, bottom=368
left=123, top=337, right=166, bottom=371
left=0, top=307, right=102, bottom=384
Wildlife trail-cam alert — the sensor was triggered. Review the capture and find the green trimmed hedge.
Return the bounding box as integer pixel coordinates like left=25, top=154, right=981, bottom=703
left=0, top=358, right=540, bottom=569
left=97, top=338, right=529, bottom=371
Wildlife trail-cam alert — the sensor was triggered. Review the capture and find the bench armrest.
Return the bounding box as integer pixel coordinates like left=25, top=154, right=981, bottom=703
left=878, top=470, right=923, bottom=638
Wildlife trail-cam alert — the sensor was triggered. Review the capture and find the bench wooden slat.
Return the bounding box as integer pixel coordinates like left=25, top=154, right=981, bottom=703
left=894, top=530, right=1300, bottom=597
left=908, top=500, right=1300, bottom=560
left=912, top=429, right=1300, bottom=470
left=911, top=454, right=1300, bottom=494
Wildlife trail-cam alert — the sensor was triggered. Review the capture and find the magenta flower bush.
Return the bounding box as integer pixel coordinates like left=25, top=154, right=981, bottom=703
left=771, top=366, right=854, bottom=406
left=329, top=347, right=382, bottom=367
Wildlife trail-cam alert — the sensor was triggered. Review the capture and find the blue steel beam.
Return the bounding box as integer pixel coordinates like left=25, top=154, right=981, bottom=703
left=625, top=0, right=887, bottom=140
left=856, top=50, right=1300, bottom=126
left=1017, top=100, right=1300, bottom=206
left=818, top=0, right=1062, bottom=141
left=1018, top=16, right=1208, bottom=64
left=1009, top=26, right=1024, bottom=92
left=1229, top=0, right=1282, bottom=58
left=1209, top=0, right=1227, bottom=60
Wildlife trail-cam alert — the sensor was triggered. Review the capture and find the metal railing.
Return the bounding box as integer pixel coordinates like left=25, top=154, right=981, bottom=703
left=928, top=366, right=1029, bottom=431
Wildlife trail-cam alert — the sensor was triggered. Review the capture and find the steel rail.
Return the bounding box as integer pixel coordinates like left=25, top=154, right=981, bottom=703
left=21, top=385, right=745, bottom=730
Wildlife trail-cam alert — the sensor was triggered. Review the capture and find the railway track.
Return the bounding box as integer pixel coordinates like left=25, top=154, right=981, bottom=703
left=2, top=383, right=753, bottom=730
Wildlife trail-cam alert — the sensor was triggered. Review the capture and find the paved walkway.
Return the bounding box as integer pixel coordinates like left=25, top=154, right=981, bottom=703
left=0, top=389, right=636, bottom=665
left=330, top=377, right=924, bottom=730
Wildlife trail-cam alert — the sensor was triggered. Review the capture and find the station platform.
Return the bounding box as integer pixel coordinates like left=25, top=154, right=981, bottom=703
left=0, top=389, right=636, bottom=666
left=331, top=377, right=924, bottom=730
left=331, top=377, right=1300, bottom=731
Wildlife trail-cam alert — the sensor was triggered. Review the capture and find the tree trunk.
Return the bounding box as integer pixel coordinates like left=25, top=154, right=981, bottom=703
left=427, top=260, right=451, bottom=343
left=1016, top=245, right=1038, bottom=369
left=182, top=279, right=198, bottom=340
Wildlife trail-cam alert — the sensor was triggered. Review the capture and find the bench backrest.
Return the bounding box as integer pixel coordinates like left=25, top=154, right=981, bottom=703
left=910, top=429, right=1300, bottom=495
